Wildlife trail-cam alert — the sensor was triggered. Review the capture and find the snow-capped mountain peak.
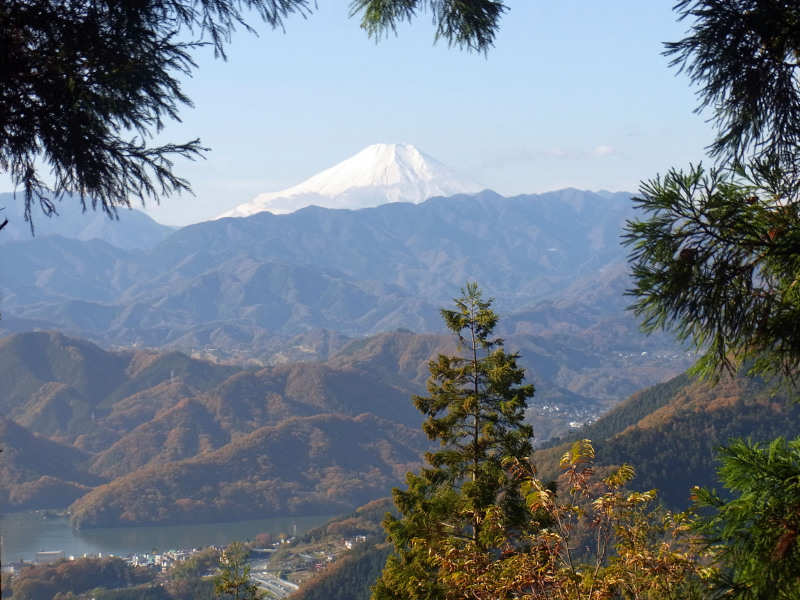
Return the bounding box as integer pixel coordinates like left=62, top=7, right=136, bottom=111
left=215, top=143, right=487, bottom=218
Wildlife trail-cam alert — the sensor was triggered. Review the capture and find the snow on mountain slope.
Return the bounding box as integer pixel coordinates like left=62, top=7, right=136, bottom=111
left=215, top=143, right=487, bottom=218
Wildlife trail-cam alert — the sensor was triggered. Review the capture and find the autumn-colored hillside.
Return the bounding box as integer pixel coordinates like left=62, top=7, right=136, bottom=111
left=0, top=329, right=716, bottom=527
left=69, top=413, right=426, bottom=528
left=535, top=372, right=800, bottom=509
left=0, top=331, right=432, bottom=525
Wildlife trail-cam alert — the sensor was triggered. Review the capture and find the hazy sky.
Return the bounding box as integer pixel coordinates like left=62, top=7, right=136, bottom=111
left=8, top=1, right=717, bottom=226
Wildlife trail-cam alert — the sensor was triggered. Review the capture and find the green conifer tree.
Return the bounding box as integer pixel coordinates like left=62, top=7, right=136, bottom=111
left=371, top=282, right=534, bottom=600
left=214, top=541, right=263, bottom=600
left=692, top=438, right=800, bottom=600
left=622, top=4, right=800, bottom=595
left=624, top=1, right=800, bottom=385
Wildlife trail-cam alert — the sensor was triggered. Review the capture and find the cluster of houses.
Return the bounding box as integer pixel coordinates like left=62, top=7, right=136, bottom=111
left=1, top=546, right=219, bottom=577
left=3, top=532, right=372, bottom=598
left=127, top=548, right=205, bottom=572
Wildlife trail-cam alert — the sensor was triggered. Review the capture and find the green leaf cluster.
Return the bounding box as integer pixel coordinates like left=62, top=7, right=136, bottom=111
left=666, top=0, right=800, bottom=168
left=692, top=437, right=800, bottom=600
left=350, top=0, right=507, bottom=54
left=625, top=163, right=800, bottom=384
left=625, top=2, right=800, bottom=387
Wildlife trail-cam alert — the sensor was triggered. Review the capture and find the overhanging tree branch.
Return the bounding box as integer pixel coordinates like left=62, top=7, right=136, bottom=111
left=0, top=0, right=312, bottom=232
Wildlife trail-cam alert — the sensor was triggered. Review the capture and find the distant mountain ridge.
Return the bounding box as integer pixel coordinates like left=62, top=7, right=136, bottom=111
left=2, top=189, right=636, bottom=338
left=0, top=192, right=174, bottom=250
left=215, top=143, right=486, bottom=217
left=1, top=186, right=693, bottom=406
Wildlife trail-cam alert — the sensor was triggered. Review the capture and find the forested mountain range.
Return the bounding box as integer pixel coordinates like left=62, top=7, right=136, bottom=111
left=1, top=329, right=794, bottom=530
left=0, top=331, right=431, bottom=526
left=1, top=188, right=692, bottom=408
left=0, top=327, right=610, bottom=524
left=2, top=189, right=650, bottom=343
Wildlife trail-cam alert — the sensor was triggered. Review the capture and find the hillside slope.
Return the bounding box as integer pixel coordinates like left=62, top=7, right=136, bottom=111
left=0, top=332, right=431, bottom=521
left=2, top=190, right=637, bottom=344
left=535, top=373, right=800, bottom=509
left=69, top=413, right=427, bottom=528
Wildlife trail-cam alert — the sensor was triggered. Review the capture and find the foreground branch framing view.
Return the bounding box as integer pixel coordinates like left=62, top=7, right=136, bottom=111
left=3, top=1, right=800, bottom=600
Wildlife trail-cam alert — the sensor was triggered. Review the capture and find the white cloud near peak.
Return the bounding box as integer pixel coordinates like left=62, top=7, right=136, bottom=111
left=592, top=145, right=615, bottom=157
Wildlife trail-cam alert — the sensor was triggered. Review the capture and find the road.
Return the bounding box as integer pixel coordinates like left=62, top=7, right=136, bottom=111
left=252, top=572, right=298, bottom=599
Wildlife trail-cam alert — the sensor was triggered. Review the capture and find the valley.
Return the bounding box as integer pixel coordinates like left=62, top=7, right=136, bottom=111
left=4, top=0, right=800, bottom=595
left=0, top=175, right=704, bottom=531
left=2, top=174, right=797, bottom=598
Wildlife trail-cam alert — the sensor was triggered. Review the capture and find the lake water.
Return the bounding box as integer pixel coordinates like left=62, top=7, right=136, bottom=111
left=0, top=512, right=334, bottom=564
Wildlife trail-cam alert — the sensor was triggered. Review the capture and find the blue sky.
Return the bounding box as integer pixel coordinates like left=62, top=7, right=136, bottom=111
left=9, top=1, right=716, bottom=226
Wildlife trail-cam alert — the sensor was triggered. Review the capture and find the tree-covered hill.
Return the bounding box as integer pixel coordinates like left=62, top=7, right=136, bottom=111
left=69, top=413, right=427, bottom=528
left=536, top=372, right=800, bottom=509
left=0, top=328, right=695, bottom=525
left=0, top=416, right=102, bottom=509
left=0, top=331, right=432, bottom=521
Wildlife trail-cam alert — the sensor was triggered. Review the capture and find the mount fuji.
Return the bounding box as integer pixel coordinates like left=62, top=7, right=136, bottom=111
left=215, top=143, right=487, bottom=218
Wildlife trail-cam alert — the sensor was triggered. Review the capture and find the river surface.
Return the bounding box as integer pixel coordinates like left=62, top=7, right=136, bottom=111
left=0, top=512, right=333, bottom=564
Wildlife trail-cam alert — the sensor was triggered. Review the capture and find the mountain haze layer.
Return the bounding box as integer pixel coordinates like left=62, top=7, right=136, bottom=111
left=215, top=143, right=486, bottom=217
left=0, top=146, right=709, bottom=527
left=4, top=190, right=636, bottom=341
left=0, top=192, right=174, bottom=250
left=1, top=186, right=692, bottom=409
